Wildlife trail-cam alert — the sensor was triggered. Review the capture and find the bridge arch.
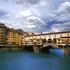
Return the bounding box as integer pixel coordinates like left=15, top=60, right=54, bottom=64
left=40, top=46, right=53, bottom=52
left=23, top=45, right=34, bottom=51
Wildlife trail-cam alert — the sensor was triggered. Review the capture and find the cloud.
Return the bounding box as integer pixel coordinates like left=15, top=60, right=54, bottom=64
left=0, top=0, right=49, bottom=32
left=0, top=9, right=8, bottom=18
left=0, top=0, right=70, bottom=32
left=50, top=1, right=70, bottom=32
left=18, top=10, right=32, bottom=17
left=58, top=1, right=70, bottom=12
left=27, top=25, right=36, bottom=28
left=14, top=0, right=40, bottom=5
left=50, top=21, right=70, bottom=32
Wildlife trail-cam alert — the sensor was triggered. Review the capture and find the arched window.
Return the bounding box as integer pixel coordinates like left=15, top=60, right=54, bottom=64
left=42, top=39, right=46, bottom=43
left=48, top=39, right=52, bottom=43
left=53, top=38, right=57, bottom=43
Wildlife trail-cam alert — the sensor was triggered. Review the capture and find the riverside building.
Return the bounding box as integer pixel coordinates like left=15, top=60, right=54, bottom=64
left=7, top=29, right=23, bottom=47
left=0, top=23, right=8, bottom=47
left=0, top=23, right=23, bottom=47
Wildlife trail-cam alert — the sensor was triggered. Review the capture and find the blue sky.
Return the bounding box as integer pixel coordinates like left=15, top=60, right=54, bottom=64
left=0, top=0, right=70, bottom=32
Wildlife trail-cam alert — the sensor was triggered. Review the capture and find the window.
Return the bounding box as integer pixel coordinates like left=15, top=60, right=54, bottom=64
left=13, top=32, right=16, bottom=37
left=58, top=39, right=60, bottom=41
left=58, top=42, right=60, bottom=44
left=49, top=35, right=51, bottom=38
left=3, top=32, right=7, bottom=37
left=68, top=42, right=70, bottom=44
left=54, top=35, right=56, bottom=37
left=67, top=34, right=69, bottom=36
left=61, top=39, right=63, bottom=41
left=60, top=34, right=62, bottom=37
left=42, top=39, right=46, bottom=43
left=48, top=39, right=52, bottom=43
left=12, top=42, right=16, bottom=45
left=53, top=38, right=56, bottom=43
left=62, top=42, right=65, bottom=44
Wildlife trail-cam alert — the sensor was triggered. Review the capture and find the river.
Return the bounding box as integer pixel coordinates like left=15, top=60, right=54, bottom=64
left=0, top=51, right=70, bottom=70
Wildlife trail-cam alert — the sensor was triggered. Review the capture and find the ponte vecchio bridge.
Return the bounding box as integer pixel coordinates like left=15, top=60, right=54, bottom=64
left=22, top=31, right=70, bottom=53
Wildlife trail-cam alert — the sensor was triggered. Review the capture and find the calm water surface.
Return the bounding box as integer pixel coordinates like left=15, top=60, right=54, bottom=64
left=0, top=51, right=70, bottom=70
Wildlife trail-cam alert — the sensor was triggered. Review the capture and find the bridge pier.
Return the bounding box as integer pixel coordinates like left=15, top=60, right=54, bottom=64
left=33, top=45, right=40, bottom=53
left=63, top=47, right=70, bottom=55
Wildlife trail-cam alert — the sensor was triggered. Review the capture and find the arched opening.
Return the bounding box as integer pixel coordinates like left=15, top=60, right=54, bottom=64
left=42, top=39, right=46, bottom=43
left=58, top=45, right=63, bottom=48
left=40, top=47, right=49, bottom=52
left=40, top=46, right=53, bottom=52
left=48, top=39, right=52, bottom=43
left=53, top=38, right=57, bottom=43
left=23, top=46, right=33, bottom=52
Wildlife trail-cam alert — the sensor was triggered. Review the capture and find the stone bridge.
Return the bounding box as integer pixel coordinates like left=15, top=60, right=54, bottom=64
left=33, top=42, right=58, bottom=53
left=42, top=42, right=58, bottom=48
left=23, top=41, right=58, bottom=53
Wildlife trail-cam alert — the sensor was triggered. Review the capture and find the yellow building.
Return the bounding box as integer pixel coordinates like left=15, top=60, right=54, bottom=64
left=7, top=29, right=23, bottom=47
left=0, top=23, right=24, bottom=47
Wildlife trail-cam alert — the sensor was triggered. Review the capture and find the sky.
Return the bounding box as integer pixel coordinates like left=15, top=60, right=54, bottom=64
left=0, top=0, right=70, bottom=32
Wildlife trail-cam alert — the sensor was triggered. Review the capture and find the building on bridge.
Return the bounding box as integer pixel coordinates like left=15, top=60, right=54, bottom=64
left=23, top=31, right=70, bottom=47
left=57, top=36, right=70, bottom=47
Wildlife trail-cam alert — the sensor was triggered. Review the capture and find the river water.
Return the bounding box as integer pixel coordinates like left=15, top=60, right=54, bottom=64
left=0, top=51, right=70, bottom=70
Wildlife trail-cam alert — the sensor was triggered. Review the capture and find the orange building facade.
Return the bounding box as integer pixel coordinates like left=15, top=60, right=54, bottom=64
left=7, top=29, right=23, bottom=47
left=0, top=23, right=23, bottom=47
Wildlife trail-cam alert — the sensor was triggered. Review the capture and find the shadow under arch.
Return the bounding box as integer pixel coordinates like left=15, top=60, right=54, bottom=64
left=40, top=46, right=54, bottom=52
left=53, top=38, right=57, bottom=43
left=42, top=39, right=46, bottom=43
left=47, top=38, right=52, bottom=43
left=23, top=45, right=34, bottom=51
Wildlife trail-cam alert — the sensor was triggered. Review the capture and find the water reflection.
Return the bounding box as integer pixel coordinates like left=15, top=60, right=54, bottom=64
left=0, top=51, right=70, bottom=70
